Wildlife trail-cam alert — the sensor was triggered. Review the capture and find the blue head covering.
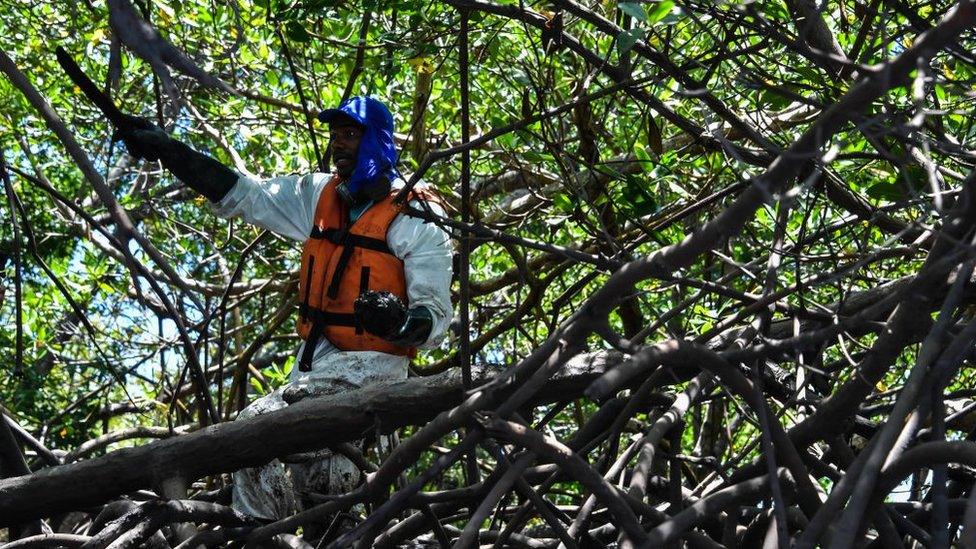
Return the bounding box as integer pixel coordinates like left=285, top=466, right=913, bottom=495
left=318, top=96, right=400, bottom=197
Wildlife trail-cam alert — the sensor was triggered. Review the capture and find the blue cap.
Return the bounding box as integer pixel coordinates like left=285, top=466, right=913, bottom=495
left=317, top=96, right=394, bottom=130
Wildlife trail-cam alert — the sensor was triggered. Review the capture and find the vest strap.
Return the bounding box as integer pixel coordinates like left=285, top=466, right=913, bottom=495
left=300, top=255, right=315, bottom=323
left=357, top=266, right=370, bottom=335
left=301, top=310, right=359, bottom=327
left=298, top=317, right=323, bottom=372
left=327, top=245, right=356, bottom=299
left=310, top=226, right=394, bottom=255
left=297, top=311, right=361, bottom=372
left=309, top=223, right=396, bottom=301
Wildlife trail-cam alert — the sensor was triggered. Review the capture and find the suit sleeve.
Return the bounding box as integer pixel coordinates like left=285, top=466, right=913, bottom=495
left=387, top=200, right=454, bottom=350
left=211, top=172, right=331, bottom=241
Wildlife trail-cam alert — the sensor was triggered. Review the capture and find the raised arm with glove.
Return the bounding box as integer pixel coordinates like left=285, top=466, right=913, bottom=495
left=54, top=46, right=237, bottom=203
left=117, top=121, right=238, bottom=203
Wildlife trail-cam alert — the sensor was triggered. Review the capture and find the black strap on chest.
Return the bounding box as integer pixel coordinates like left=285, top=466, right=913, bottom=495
left=298, top=310, right=360, bottom=372
left=310, top=226, right=393, bottom=254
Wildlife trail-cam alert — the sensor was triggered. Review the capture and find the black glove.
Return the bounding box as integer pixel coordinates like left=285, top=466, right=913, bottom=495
left=354, top=291, right=406, bottom=339
left=115, top=116, right=237, bottom=203
left=354, top=290, right=433, bottom=346
left=115, top=115, right=165, bottom=161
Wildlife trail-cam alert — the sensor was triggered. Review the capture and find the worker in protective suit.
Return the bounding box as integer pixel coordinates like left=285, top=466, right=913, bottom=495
left=119, top=96, right=453, bottom=520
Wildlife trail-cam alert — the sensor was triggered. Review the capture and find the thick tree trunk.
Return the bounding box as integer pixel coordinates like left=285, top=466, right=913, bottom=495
left=0, top=353, right=619, bottom=526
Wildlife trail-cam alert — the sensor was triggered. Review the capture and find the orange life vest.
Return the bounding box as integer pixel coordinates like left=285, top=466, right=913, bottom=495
left=297, top=176, right=433, bottom=367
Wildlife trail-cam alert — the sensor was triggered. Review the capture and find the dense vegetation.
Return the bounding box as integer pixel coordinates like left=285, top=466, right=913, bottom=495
left=3, top=0, right=976, bottom=546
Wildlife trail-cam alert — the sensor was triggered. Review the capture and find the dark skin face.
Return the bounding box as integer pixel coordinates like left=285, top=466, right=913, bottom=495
left=329, top=116, right=365, bottom=177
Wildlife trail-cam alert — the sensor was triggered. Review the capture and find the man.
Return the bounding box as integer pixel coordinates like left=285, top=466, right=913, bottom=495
left=120, top=96, right=453, bottom=520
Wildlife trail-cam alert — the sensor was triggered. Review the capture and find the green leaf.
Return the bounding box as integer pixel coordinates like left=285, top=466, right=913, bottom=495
left=758, top=89, right=791, bottom=110
left=634, top=143, right=653, bottom=164
left=553, top=193, right=574, bottom=214
left=866, top=182, right=906, bottom=201
left=521, top=151, right=553, bottom=163
left=622, top=175, right=657, bottom=217
left=647, top=0, right=674, bottom=25
left=617, top=28, right=645, bottom=56
left=618, top=2, right=646, bottom=22
left=249, top=377, right=267, bottom=396
left=285, top=20, right=312, bottom=42
left=761, top=1, right=789, bottom=20
left=898, top=164, right=927, bottom=193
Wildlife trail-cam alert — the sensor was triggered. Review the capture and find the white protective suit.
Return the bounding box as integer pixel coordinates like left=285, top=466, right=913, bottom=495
left=213, top=172, right=453, bottom=520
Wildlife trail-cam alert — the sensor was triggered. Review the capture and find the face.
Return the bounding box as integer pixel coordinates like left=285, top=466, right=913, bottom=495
left=329, top=119, right=364, bottom=176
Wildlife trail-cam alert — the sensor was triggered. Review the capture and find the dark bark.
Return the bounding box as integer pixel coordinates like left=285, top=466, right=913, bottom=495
left=0, top=356, right=616, bottom=526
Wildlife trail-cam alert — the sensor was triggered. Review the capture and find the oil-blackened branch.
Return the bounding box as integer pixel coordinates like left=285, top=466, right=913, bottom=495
left=275, top=27, right=324, bottom=172
left=106, top=0, right=231, bottom=107
left=789, top=171, right=976, bottom=452
left=84, top=499, right=254, bottom=549
left=641, top=470, right=791, bottom=547
left=485, top=417, right=649, bottom=546
left=0, top=357, right=616, bottom=526
left=0, top=410, right=44, bottom=540
left=0, top=154, right=23, bottom=377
